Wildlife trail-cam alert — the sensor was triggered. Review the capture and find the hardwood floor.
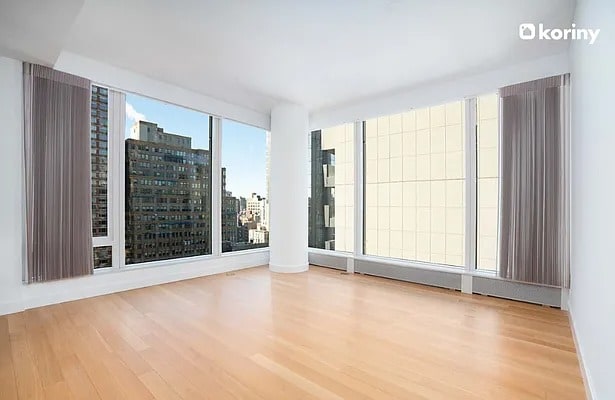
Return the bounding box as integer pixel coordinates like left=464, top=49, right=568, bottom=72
left=0, top=266, right=585, bottom=399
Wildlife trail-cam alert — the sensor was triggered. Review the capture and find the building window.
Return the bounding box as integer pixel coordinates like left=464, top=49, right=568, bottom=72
left=476, top=94, right=499, bottom=271
left=364, top=102, right=465, bottom=266
left=309, top=123, right=355, bottom=252
left=124, top=94, right=212, bottom=264
left=221, top=120, right=270, bottom=253
left=91, top=85, right=109, bottom=237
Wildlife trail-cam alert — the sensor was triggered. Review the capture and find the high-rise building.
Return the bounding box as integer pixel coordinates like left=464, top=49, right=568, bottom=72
left=308, top=131, right=336, bottom=250
left=246, top=193, right=268, bottom=229
left=125, top=121, right=211, bottom=264
left=239, top=196, right=247, bottom=212
left=249, top=229, right=269, bottom=244
left=130, top=120, right=192, bottom=148
left=91, top=85, right=109, bottom=238
left=221, top=167, right=239, bottom=250
left=237, top=224, right=249, bottom=243
left=308, top=124, right=354, bottom=252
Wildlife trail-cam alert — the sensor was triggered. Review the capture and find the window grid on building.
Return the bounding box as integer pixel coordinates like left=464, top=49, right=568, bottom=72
left=91, top=85, right=109, bottom=237
left=363, top=101, right=466, bottom=267
left=476, top=94, right=499, bottom=271
left=124, top=118, right=212, bottom=265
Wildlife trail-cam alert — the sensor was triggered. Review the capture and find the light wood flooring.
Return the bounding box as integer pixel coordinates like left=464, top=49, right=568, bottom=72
left=0, top=266, right=585, bottom=399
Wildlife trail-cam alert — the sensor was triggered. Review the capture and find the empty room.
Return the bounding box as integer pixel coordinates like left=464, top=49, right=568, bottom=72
left=0, top=0, right=612, bottom=399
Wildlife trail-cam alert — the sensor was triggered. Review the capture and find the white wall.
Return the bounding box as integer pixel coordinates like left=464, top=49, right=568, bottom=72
left=54, top=52, right=270, bottom=130
left=0, top=56, right=270, bottom=316
left=0, top=57, right=25, bottom=315
left=569, top=1, right=615, bottom=399
left=310, top=52, right=570, bottom=129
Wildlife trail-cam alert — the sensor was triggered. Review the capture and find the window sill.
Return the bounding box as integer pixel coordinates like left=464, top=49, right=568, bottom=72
left=93, top=248, right=270, bottom=275
left=220, top=247, right=271, bottom=257
left=307, top=248, right=500, bottom=278
left=308, top=247, right=353, bottom=256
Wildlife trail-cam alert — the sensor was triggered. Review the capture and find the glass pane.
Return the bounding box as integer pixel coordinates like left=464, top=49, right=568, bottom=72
left=91, top=85, right=109, bottom=237
left=477, top=94, right=499, bottom=271
left=124, top=94, right=212, bottom=264
left=93, top=246, right=112, bottom=269
left=363, top=102, right=465, bottom=266
left=308, top=123, right=354, bottom=252
left=221, top=120, right=269, bottom=252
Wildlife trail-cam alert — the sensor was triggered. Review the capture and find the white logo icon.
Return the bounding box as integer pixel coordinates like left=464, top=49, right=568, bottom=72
left=519, top=23, right=536, bottom=40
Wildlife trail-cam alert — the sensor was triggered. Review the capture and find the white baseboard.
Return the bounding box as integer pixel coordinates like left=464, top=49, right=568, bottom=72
left=568, top=302, right=595, bottom=400
left=561, top=287, right=570, bottom=311
left=0, top=299, right=23, bottom=316
left=268, top=263, right=309, bottom=273
left=1, top=250, right=269, bottom=316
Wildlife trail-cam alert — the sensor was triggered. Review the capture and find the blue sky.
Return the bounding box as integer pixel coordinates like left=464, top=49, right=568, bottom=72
left=126, top=93, right=267, bottom=199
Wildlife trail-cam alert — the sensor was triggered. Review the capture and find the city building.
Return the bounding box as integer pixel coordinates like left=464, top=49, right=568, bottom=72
left=223, top=192, right=270, bottom=251
left=130, top=120, right=192, bottom=148
left=124, top=121, right=211, bottom=264
left=221, top=167, right=239, bottom=251
left=308, top=131, right=335, bottom=250
left=238, top=196, right=247, bottom=213
left=246, top=192, right=268, bottom=229
left=91, top=85, right=109, bottom=238
left=248, top=228, right=269, bottom=244
left=308, top=123, right=354, bottom=252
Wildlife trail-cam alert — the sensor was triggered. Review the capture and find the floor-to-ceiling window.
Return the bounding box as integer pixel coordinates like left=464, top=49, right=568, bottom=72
left=89, top=83, right=272, bottom=271
left=221, top=120, right=270, bottom=253
left=364, top=102, right=466, bottom=266
left=91, top=85, right=113, bottom=269
left=91, top=85, right=109, bottom=238
left=123, top=93, right=212, bottom=265
left=308, top=123, right=355, bottom=252
left=476, top=94, right=499, bottom=271
left=90, top=87, right=218, bottom=269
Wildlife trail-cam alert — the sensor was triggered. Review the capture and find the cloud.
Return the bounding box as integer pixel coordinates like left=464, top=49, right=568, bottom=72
left=126, top=102, right=146, bottom=123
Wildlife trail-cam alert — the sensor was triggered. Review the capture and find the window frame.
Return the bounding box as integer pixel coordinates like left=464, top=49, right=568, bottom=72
left=91, top=84, right=118, bottom=269
left=308, top=95, right=501, bottom=276
left=474, top=93, right=502, bottom=273
left=465, top=97, right=478, bottom=274
left=307, top=123, right=356, bottom=254
left=90, top=84, right=270, bottom=274
left=122, top=107, right=215, bottom=267
left=219, top=119, right=271, bottom=254
left=90, top=82, right=501, bottom=274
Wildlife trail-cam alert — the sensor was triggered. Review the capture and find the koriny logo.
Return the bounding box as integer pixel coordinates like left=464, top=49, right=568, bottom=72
left=519, top=23, right=600, bottom=45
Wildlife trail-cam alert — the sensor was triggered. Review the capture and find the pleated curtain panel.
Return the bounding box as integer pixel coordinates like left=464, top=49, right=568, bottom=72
left=23, top=63, right=94, bottom=283
left=498, top=74, right=570, bottom=287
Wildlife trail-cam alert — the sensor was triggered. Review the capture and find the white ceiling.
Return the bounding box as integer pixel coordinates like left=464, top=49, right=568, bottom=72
left=0, top=0, right=574, bottom=114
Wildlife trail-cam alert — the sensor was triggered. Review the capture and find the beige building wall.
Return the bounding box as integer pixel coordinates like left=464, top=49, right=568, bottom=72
left=477, top=94, right=499, bottom=270
left=317, top=97, right=499, bottom=269
left=364, top=101, right=466, bottom=266
left=320, top=123, right=354, bottom=252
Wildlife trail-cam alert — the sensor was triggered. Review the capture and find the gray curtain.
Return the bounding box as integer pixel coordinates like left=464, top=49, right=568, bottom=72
left=23, top=63, right=94, bottom=283
left=498, top=75, right=570, bottom=287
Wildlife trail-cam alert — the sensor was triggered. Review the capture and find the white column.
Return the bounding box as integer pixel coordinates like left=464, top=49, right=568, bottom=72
left=269, top=103, right=309, bottom=273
